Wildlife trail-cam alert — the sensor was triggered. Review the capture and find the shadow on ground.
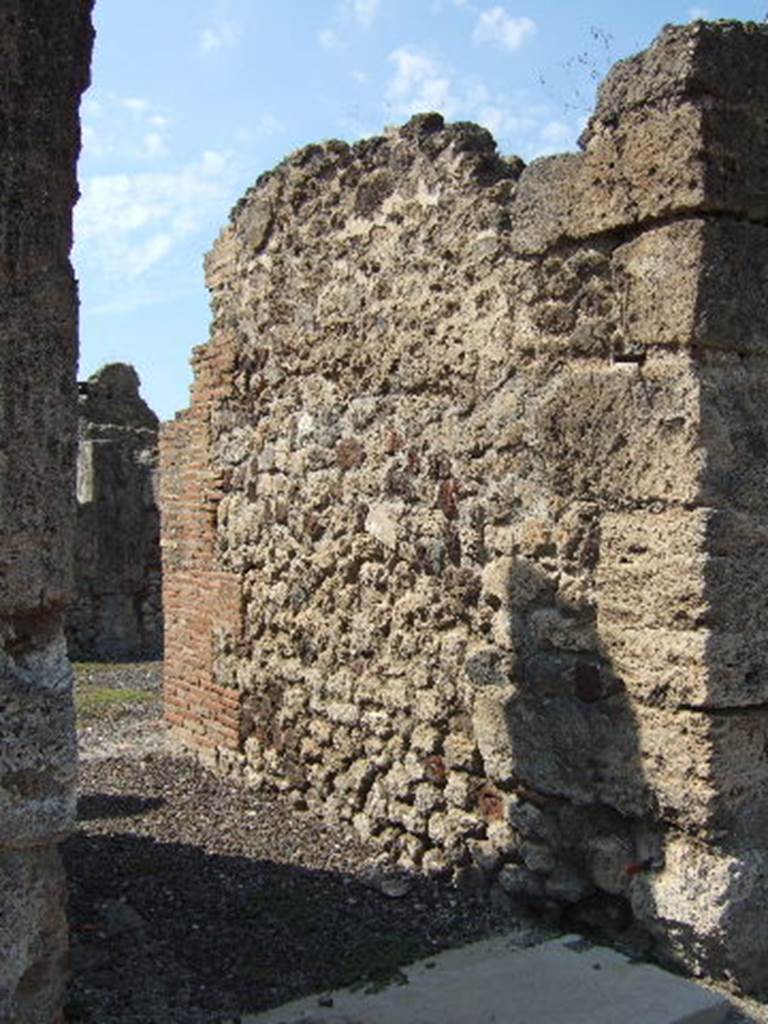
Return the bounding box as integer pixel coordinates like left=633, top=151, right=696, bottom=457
left=62, top=821, right=519, bottom=1024
left=77, top=793, right=165, bottom=820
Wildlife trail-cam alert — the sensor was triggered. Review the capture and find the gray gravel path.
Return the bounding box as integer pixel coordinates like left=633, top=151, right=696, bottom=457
left=63, top=662, right=552, bottom=1024
left=63, top=661, right=768, bottom=1024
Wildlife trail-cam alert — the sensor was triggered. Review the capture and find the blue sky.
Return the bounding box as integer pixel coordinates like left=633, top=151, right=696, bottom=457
left=74, top=0, right=765, bottom=421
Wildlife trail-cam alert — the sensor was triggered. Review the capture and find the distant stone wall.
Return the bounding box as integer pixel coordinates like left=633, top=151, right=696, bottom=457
left=162, top=21, right=768, bottom=990
left=66, top=363, right=163, bottom=661
left=0, top=3, right=93, bottom=1021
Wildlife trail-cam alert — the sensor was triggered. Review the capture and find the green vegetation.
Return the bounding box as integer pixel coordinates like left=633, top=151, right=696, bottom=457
left=75, top=685, right=155, bottom=721
left=71, top=660, right=160, bottom=722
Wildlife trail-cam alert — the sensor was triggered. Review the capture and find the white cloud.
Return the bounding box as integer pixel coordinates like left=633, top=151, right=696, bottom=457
left=257, top=113, right=285, bottom=136
left=387, top=47, right=457, bottom=117
left=540, top=119, right=572, bottom=143
left=318, top=27, right=342, bottom=50
left=349, top=0, right=380, bottom=27
left=80, top=92, right=171, bottom=163
left=140, top=132, right=168, bottom=160
left=120, top=97, right=150, bottom=115
left=199, top=21, right=241, bottom=53
left=534, top=118, right=577, bottom=155
left=688, top=6, right=710, bottom=18
left=352, top=70, right=369, bottom=84
left=383, top=44, right=580, bottom=162
left=473, top=7, right=536, bottom=52
left=75, top=149, right=238, bottom=281
left=477, top=106, right=507, bottom=138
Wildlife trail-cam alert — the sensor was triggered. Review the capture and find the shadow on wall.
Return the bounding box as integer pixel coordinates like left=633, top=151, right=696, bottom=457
left=478, top=552, right=658, bottom=943
left=495, top=530, right=768, bottom=987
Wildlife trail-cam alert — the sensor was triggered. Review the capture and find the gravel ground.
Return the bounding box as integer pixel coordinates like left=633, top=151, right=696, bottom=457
left=63, top=662, right=552, bottom=1023
left=63, top=662, right=768, bottom=1024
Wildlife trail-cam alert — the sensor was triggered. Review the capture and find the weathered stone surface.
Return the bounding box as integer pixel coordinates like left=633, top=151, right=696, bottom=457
left=0, top=2, right=93, bottom=1021
left=574, top=21, right=768, bottom=232
left=66, top=363, right=162, bottom=660
left=162, top=22, right=768, bottom=991
left=0, top=849, right=69, bottom=1024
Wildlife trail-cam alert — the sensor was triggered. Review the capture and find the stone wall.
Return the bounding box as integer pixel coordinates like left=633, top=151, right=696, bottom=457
left=0, top=2, right=93, bottom=1022
left=66, top=363, right=163, bottom=661
left=162, top=21, right=768, bottom=990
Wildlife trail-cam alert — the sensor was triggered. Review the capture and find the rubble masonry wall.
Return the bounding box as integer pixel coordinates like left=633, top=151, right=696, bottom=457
left=66, top=363, right=163, bottom=661
left=161, top=21, right=768, bottom=989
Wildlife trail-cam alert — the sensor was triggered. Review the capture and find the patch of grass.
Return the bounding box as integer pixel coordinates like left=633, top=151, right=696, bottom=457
left=75, top=686, right=155, bottom=721
left=71, top=661, right=116, bottom=673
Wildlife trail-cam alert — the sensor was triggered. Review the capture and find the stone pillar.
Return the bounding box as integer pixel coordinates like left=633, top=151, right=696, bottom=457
left=66, top=363, right=163, bottom=661
left=0, top=3, right=94, bottom=1021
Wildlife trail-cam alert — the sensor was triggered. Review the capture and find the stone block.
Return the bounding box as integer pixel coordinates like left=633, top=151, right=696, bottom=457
left=613, top=222, right=701, bottom=348
left=571, top=104, right=709, bottom=236
left=698, top=356, right=768, bottom=512
left=631, top=835, right=768, bottom=990
left=575, top=22, right=768, bottom=232
left=0, top=848, right=69, bottom=1024
left=0, top=633, right=76, bottom=846
left=480, top=683, right=753, bottom=830
left=597, top=509, right=708, bottom=632
left=599, top=625, right=768, bottom=709
left=532, top=355, right=703, bottom=503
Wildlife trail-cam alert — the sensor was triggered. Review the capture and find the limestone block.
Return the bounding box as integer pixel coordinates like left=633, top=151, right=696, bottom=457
left=0, top=848, right=69, bottom=1024
left=597, top=509, right=708, bottom=632
left=613, top=222, right=701, bottom=348
left=696, top=221, right=768, bottom=354
left=599, top=625, right=768, bottom=709
left=484, top=684, right=743, bottom=828
left=612, top=220, right=768, bottom=357
left=0, top=633, right=76, bottom=846
left=575, top=22, right=768, bottom=232
left=0, top=295, right=78, bottom=616
left=698, top=356, right=768, bottom=512
left=631, top=835, right=768, bottom=989
left=532, top=355, right=703, bottom=503
left=507, top=155, right=580, bottom=254
left=571, top=105, right=708, bottom=236
left=588, top=835, right=633, bottom=895
left=598, top=507, right=768, bottom=706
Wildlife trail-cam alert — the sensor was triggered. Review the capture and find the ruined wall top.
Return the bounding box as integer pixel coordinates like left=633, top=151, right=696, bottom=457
left=587, top=20, right=768, bottom=120
left=210, top=19, right=768, bottom=293
left=78, top=362, right=158, bottom=432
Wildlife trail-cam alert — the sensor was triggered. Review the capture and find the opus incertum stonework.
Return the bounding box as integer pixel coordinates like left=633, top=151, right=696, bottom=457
left=162, top=21, right=768, bottom=992
left=66, top=363, right=163, bottom=662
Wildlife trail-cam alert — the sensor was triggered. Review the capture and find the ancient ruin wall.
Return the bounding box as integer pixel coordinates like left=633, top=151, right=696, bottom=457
left=66, top=364, right=163, bottom=661
left=162, top=22, right=768, bottom=989
left=0, top=2, right=94, bottom=1021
